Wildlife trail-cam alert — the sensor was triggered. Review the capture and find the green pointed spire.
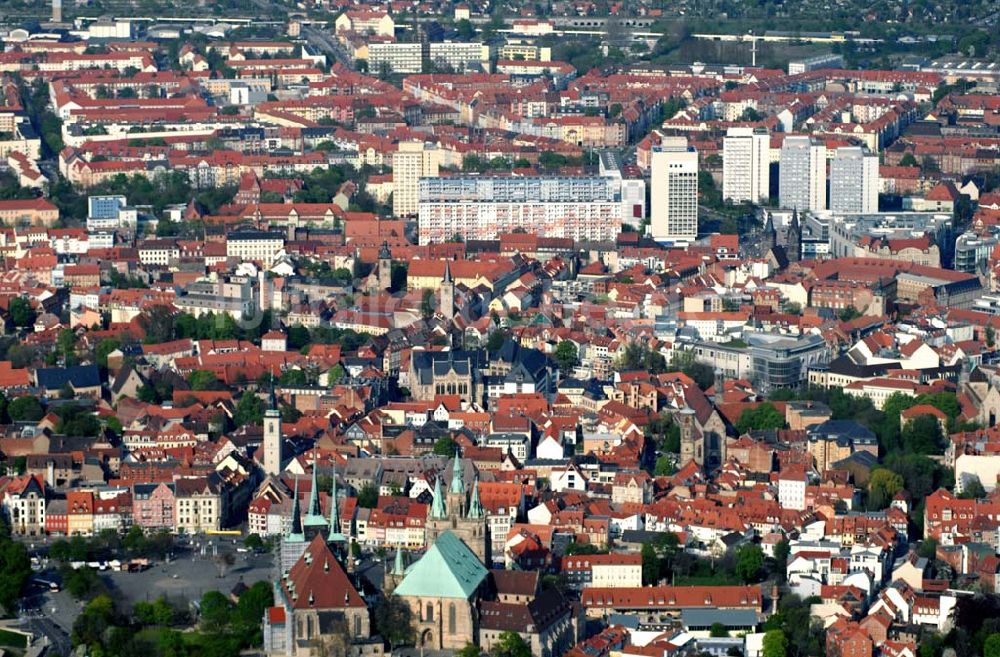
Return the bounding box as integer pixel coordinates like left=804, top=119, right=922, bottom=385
left=287, top=476, right=304, bottom=542
left=467, top=476, right=484, bottom=519
left=329, top=471, right=340, bottom=531
left=449, top=451, right=464, bottom=495
left=391, top=545, right=405, bottom=576
left=328, top=470, right=345, bottom=543
left=430, top=472, right=447, bottom=519
left=303, top=454, right=327, bottom=529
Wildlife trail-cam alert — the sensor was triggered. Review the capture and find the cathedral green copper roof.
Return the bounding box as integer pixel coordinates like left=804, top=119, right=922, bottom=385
left=393, top=531, right=487, bottom=599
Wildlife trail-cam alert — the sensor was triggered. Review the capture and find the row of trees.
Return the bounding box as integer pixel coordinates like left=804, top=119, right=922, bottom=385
left=137, top=307, right=371, bottom=356
left=0, top=519, right=31, bottom=615
left=49, top=527, right=176, bottom=563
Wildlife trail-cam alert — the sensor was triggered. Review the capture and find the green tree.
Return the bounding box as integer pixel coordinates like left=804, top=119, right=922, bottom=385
left=918, top=538, right=938, bottom=560
left=668, top=350, right=714, bottom=389
left=373, top=595, right=414, bottom=649
left=984, top=633, right=1000, bottom=657
left=233, top=392, right=265, bottom=427
left=8, top=396, right=44, bottom=422
left=139, top=305, right=177, bottom=344
left=490, top=631, right=532, bottom=657
left=287, top=325, right=310, bottom=350
left=641, top=543, right=659, bottom=585
left=903, top=413, right=943, bottom=455
left=420, top=288, right=436, bottom=320
left=762, top=629, right=789, bottom=657
left=57, top=328, right=77, bottom=363
left=838, top=306, right=863, bottom=322
left=564, top=542, right=608, bottom=556
left=234, top=581, right=274, bottom=643
left=64, top=566, right=105, bottom=600
left=710, top=622, right=729, bottom=637
left=867, top=468, right=904, bottom=510
left=280, top=403, right=302, bottom=424
left=734, top=403, right=785, bottom=434
left=188, top=369, right=221, bottom=391
left=158, top=629, right=188, bottom=657
left=134, top=597, right=176, bottom=626
left=455, top=18, right=476, bottom=40
left=554, top=341, right=579, bottom=376
left=987, top=326, right=996, bottom=348
left=485, top=330, right=506, bottom=352
left=326, top=364, right=345, bottom=383
left=662, top=423, right=681, bottom=453
left=0, top=537, right=30, bottom=613
left=899, top=153, right=919, bottom=167
left=654, top=455, right=675, bottom=476
left=279, top=369, right=307, bottom=386
left=432, top=436, right=459, bottom=456
left=95, top=338, right=122, bottom=370
left=357, top=483, right=378, bottom=508
left=198, top=590, right=232, bottom=632
left=618, top=342, right=668, bottom=375
left=122, top=525, right=148, bottom=555
left=8, top=297, right=36, bottom=327
left=72, top=595, right=116, bottom=649
left=774, top=539, right=790, bottom=570
left=69, top=535, right=90, bottom=560
left=735, top=543, right=764, bottom=583
left=456, top=644, right=482, bottom=657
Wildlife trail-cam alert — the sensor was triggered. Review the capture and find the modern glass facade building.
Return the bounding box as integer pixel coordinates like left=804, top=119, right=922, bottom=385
left=748, top=333, right=830, bottom=392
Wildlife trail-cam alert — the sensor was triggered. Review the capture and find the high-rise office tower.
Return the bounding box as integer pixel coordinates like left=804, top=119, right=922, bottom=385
left=829, top=146, right=879, bottom=214
left=723, top=127, right=770, bottom=205
left=779, top=136, right=826, bottom=213
left=650, top=138, right=699, bottom=243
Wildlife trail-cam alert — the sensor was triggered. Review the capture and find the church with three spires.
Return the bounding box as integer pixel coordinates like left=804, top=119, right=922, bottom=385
left=263, top=462, right=378, bottom=657
left=384, top=454, right=491, bottom=651
left=264, top=454, right=577, bottom=655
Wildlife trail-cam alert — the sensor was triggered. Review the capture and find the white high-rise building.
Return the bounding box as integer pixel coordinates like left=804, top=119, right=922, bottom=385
left=394, top=141, right=441, bottom=217
left=779, top=136, right=826, bottom=212
left=417, top=175, right=622, bottom=244
left=650, top=138, right=699, bottom=243
left=723, top=127, right=770, bottom=205
left=829, top=146, right=879, bottom=214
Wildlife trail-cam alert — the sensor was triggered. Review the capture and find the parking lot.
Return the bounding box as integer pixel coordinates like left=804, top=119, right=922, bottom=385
left=25, top=539, right=275, bottom=633
left=19, top=535, right=397, bottom=656
left=107, top=544, right=275, bottom=607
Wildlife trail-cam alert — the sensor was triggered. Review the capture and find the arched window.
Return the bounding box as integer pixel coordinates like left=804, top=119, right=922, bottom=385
left=426, top=603, right=434, bottom=622
left=448, top=603, right=456, bottom=634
